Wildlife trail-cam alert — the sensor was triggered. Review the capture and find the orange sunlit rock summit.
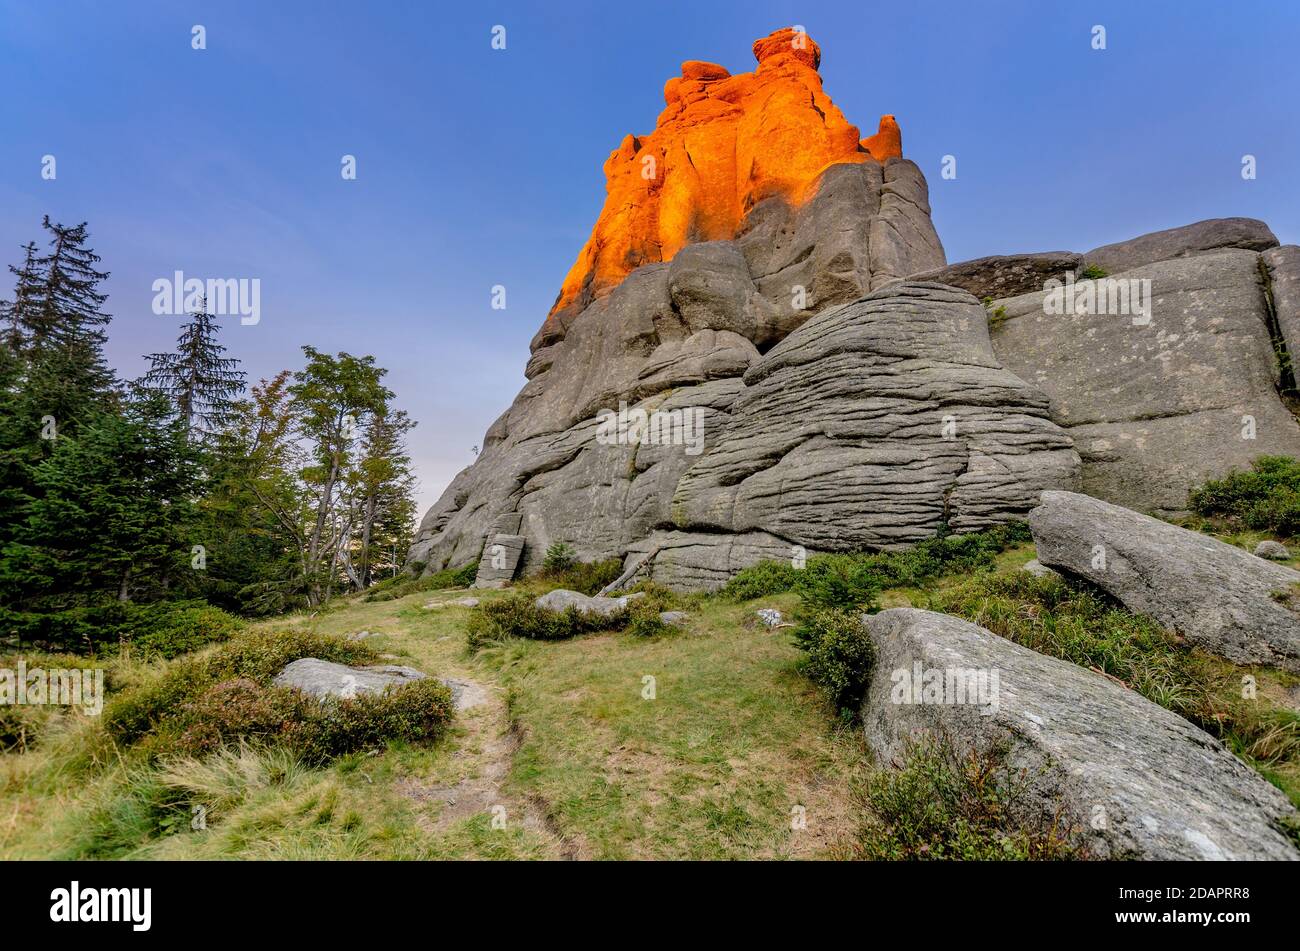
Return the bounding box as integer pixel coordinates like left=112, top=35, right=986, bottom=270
left=542, top=27, right=905, bottom=337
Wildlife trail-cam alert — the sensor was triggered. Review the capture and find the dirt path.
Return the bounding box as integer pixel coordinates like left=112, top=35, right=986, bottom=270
left=397, top=669, right=586, bottom=858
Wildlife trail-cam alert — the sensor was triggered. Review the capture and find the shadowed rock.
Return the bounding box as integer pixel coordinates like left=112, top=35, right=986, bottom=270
left=1029, top=490, right=1300, bottom=673
left=862, top=608, right=1299, bottom=860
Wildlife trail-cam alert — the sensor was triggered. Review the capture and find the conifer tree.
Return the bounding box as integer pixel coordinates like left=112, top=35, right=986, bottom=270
left=141, top=303, right=247, bottom=440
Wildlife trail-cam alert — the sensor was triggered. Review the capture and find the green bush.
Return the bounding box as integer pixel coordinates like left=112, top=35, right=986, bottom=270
left=362, top=562, right=477, bottom=602
left=291, top=678, right=455, bottom=766
left=123, top=603, right=244, bottom=659
left=542, top=542, right=577, bottom=573
left=1189, top=455, right=1300, bottom=537
left=169, top=678, right=315, bottom=759
left=0, top=599, right=243, bottom=657
left=719, top=523, right=1031, bottom=606
left=793, top=608, right=877, bottom=712
left=465, top=594, right=621, bottom=651
left=103, top=628, right=377, bottom=748
left=856, top=732, right=1090, bottom=860
left=535, top=557, right=623, bottom=596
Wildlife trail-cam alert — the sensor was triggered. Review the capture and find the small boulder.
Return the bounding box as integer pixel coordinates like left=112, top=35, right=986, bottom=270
left=274, top=658, right=426, bottom=700
left=1255, top=540, right=1292, bottom=561
left=534, top=588, right=635, bottom=619
left=756, top=608, right=783, bottom=627
left=1020, top=559, right=1059, bottom=579
left=658, top=611, right=689, bottom=627
left=862, top=608, right=1299, bottom=860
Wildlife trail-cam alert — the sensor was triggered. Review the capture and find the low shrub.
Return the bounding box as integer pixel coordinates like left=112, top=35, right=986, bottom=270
left=1189, top=455, right=1300, bottom=537
left=168, top=678, right=315, bottom=759
left=719, top=523, right=1031, bottom=606
left=362, top=563, right=477, bottom=602
left=465, top=594, right=619, bottom=651
left=542, top=542, right=577, bottom=573
left=793, top=608, right=877, bottom=713
left=534, top=557, right=623, bottom=596
left=122, top=603, right=244, bottom=659
left=0, top=599, right=243, bottom=657
left=291, top=678, right=455, bottom=766
left=855, top=732, right=1090, bottom=860
left=103, top=628, right=378, bottom=748
left=926, top=571, right=1199, bottom=713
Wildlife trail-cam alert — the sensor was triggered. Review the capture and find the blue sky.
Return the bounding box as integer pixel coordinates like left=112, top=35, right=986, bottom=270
left=3, top=0, right=1297, bottom=514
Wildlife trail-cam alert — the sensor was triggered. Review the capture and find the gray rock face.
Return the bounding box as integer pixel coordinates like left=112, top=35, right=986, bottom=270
left=1029, top=490, right=1300, bottom=672
left=990, top=249, right=1300, bottom=514
left=1263, top=245, right=1300, bottom=371
left=473, top=533, right=525, bottom=588
left=1082, top=217, right=1278, bottom=274
left=408, top=160, right=952, bottom=587
left=273, top=658, right=427, bottom=699
left=862, top=608, right=1299, bottom=860
left=671, top=282, right=1079, bottom=549
left=1255, top=540, right=1292, bottom=560
left=907, top=251, right=1083, bottom=301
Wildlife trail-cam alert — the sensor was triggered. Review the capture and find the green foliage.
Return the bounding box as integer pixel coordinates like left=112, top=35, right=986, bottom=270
left=1077, top=264, right=1108, bottom=280
left=535, top=557, right=623, bottom=596
left=0, top=599, right=241, bottom=657
left=362, top=562, right=476, bottom=602
left=928, top=571, right=1197, bottom=710
left=1189, top=455, right=1300, bottom=537
left=465, top=594, right=622, bottom=651
left=720, top=523, right=1031, bottom=606
left=99, top=625, right=451, bottom=768
left=856, top=732, right=1089, bottom=860
left=103, top=628, right=377, bottom=748
left=981, top=297, right=1009, bottom=327
left=289, top=678, right=455, bottom=767
left=792, top=608, right=876, bottom=712
left=542, top=542, right=577, bottom=572
left=167, top=676, right=454, bottom=767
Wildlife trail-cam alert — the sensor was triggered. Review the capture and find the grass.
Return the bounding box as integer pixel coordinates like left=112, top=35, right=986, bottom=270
left=3, top=526, right=1298, bottom=859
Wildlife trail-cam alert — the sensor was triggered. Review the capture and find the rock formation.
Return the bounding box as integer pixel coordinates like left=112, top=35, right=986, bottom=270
left=540, top=27, right=907, bottom=346
left=861, top=608, right=1299, bottom=860
left=925, top=219, right=1300, bottom=514
left=410, top=29, right=1086, bottom=587
left=412, top=28, right=1300, bottom=594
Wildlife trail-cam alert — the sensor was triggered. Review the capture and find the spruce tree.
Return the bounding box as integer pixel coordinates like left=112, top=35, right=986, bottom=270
left=141, top=303, right=246, bottom=440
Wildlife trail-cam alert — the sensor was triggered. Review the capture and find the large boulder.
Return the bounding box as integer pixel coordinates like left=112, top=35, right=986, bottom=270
left=407, top=31, right=954, bottom=588
left=990, top=248, right=1300, bottom=514
left=671, top=282, right=1080, bottom=550
left=862, top=608, right=1299, bottom=860
left=1029, top=490, right=1300, bottom=672
left=906, top=251, right=1082, bottom=301
left=1082, top=217, right=1277, bottom=274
